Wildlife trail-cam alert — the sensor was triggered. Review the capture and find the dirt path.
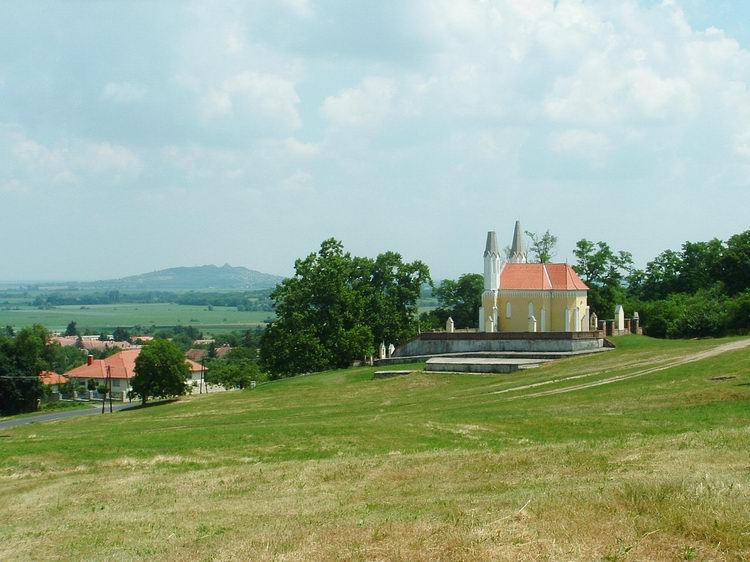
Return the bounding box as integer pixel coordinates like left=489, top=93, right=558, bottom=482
left=492, top=338, right=750, bottom=401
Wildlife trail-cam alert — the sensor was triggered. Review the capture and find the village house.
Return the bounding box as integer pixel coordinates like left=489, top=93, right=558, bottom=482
left=64, top=349, right=204, bottom=398
left=38, top=370, right=68, bottom=392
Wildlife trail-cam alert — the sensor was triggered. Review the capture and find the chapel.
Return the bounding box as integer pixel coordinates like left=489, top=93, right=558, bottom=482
left=479, top=222, right=590, bottom=333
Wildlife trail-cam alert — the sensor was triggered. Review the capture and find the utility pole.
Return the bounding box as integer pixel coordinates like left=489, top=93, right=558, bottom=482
left=108, top=365, right=113, bottom=413
left=102, top=365, right=113, bottom=413
left=200, top=358, right=205, bottom=394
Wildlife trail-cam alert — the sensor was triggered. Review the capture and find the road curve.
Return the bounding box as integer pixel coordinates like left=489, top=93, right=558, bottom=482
left=0, top=403, right=137, bottom=430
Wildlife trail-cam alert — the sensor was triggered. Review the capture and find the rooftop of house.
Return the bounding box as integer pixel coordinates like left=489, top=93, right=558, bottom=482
left=500, top=263, right=588, bottom=291
left=39, top=371, right=68, bottom=385
left=65, top=349, right=203, bottom=379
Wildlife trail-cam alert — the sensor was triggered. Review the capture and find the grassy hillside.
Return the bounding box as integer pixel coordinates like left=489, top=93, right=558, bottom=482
left=1, top=336, right=749, bottom=560
left=0, top=303, right=273, bottom=333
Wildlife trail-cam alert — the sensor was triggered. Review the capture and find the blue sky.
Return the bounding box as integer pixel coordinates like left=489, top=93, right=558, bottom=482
left=1, top=0, right=749, bottom=281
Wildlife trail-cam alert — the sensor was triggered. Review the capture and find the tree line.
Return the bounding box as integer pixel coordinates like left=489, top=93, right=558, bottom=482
left=24, top=289, right=275, bottom=311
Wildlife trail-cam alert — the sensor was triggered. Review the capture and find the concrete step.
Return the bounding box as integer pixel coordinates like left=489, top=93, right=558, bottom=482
left=425, top=357, right=551, bottom=374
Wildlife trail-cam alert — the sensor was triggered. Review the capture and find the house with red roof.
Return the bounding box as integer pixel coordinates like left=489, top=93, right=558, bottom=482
left=480, top=222, right=590, bottom=333
left=39, top=370, right=69, bottom=391
left=64, top=349, right=204, bottom=398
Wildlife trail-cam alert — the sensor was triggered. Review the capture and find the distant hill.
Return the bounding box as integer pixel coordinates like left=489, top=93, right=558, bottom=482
left=86, top=264, right=284, bottom=291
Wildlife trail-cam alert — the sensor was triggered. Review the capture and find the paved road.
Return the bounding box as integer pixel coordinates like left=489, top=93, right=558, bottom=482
left=0, top=403, right=137, bottom=430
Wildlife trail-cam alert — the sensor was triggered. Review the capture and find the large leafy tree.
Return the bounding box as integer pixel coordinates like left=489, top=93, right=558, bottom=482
left=130, top=339, right=190, bottom=405
left=427, top=273, right=484, bottom=329
left=573, top=239, right=633, bottom=317
left=0, top=325, right=49, bottom=415
left=719, top=231, right=750, bottom=296
left=260, top=238, right=430, bottom=377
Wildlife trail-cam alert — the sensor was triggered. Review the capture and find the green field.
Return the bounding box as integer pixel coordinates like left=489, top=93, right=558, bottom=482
left=1, top=336, right=749, bottom=560
left=0, top=303, right=274, bottom=333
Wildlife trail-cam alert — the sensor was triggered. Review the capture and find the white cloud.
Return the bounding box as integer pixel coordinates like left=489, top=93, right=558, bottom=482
left=281, top=0, right=313, bottom=19
left=548, top=129, right=611, bottom=167
left=322, top=76, right=396, bottom=127
left=736, top=131, right=750, bottom=157
left=2, top=127, right=142, bottom=189
left=102, top=81, right=147, bottom=103
left=285, top=138, right=321, bottom=157
left=198, top=71, right=301, bottom=129
left=279, top=171, right=313, bottom=193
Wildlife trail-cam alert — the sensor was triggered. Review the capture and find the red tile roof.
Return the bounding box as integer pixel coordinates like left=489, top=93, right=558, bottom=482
left=500, top=263, right=588, bottom=291
left=65, top=349, right=203, bottom=380
left=39, top=371, right=68, bottom=385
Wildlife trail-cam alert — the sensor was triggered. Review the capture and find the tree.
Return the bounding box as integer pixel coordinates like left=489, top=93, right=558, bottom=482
left=431, top=273, right=484, bottom=328
left=719, top=230, right=750, bottom=296
left=206, top=359, right=262, bottom=389
left=0, top=325, right=48, bottom=415
left=130, top=339, right=190, bottom=405
left=573, top=239, right=633, bottom=317
left=65, top=321, right=79, bottom=337
left=260, top=238, right=430, bottom=377
left=112, top=327, right=131, bottom=343
left=525, top=230, right=558, bottom=263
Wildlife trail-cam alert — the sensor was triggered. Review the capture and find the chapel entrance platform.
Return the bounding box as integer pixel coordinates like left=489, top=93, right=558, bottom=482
left=376, top=330, right=611, bottom=372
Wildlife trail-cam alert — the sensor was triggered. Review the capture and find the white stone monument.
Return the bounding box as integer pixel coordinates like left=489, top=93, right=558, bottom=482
left=379, top=342, right=386, bottom=360
left=487, top=316, right=495, bottom=333
left=615, top=304, right=625, bottom=331
left=387, top=343, right=395, bottom=358
left=446, top=316, right=455, bottom=333
left=590, top=312, right=598, bottom=330
left=528, top=315, right=537, bottom=333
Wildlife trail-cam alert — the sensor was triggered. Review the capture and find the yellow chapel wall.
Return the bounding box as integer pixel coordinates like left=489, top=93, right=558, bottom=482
left=497, top=291, right=588, bottom=332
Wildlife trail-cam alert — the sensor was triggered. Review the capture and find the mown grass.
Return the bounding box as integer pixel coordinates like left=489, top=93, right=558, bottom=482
left=0, top=336, right=749, bottom=560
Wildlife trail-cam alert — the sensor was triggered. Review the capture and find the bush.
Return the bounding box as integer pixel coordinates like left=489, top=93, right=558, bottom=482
left=640, top=290, right=731, bottom=339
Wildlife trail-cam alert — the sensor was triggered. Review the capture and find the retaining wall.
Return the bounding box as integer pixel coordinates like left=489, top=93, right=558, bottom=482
left=393, top=331, right=604, bottom=357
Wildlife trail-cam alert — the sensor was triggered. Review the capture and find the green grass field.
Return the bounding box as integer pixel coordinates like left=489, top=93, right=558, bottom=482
left=0, top=303, right=274, bottom=334
left=1, top=335, right=749, bottom=560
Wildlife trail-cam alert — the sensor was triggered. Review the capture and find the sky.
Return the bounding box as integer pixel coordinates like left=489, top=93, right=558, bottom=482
left=1, top=0, right=749, bottom=281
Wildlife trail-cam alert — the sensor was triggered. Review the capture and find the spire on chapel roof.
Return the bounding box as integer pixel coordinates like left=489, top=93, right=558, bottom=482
left=508, top=220, right=527, bottom=263
left=484, top=231, right=500, bottom=258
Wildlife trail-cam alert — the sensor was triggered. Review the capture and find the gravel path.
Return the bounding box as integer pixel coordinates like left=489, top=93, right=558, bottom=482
left=492, top=338, right=750, bottom=401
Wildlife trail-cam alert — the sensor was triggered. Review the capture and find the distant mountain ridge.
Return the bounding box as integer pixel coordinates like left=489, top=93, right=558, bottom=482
left=86, top=264, right=284, bottom=291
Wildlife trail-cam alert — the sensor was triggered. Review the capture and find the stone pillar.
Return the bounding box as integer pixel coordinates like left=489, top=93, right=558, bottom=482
left=615, top=304, right=625, bottom=331
left=574, top=308, right=581, bottom=332
left=379, top=342, right=386, bottom=360
left=478, top=306, right=485, bottom=332
left=564, top=307, right=571, bottom=332
left=540, top=307, right=546, bottom=332
left=446, top=317, right=455, bottom=333
left=492, top=306, right=498, bottom=333
left=605, top=320, right=614, bottom=336
left=584, top=306, right=591, bottom=331
left=387, top=343, right=395, bottom=358
left=528, top=315, right=537, bottom=333
left=487, top=316, right=495, bottom=333
left=590, top=312, right=598, bottom=331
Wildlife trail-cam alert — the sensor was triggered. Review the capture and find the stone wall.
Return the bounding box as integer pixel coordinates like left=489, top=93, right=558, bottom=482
left=393, top=331, right=604, bottom=357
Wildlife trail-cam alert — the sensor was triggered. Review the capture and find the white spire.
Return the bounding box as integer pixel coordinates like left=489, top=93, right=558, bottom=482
left=508, top=220, right=527, bottom=263
left=483, top=231, right=501, bottom=291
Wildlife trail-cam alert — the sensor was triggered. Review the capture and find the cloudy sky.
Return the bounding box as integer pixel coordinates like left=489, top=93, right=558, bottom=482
left=1, top=0, right=749, bottom=281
